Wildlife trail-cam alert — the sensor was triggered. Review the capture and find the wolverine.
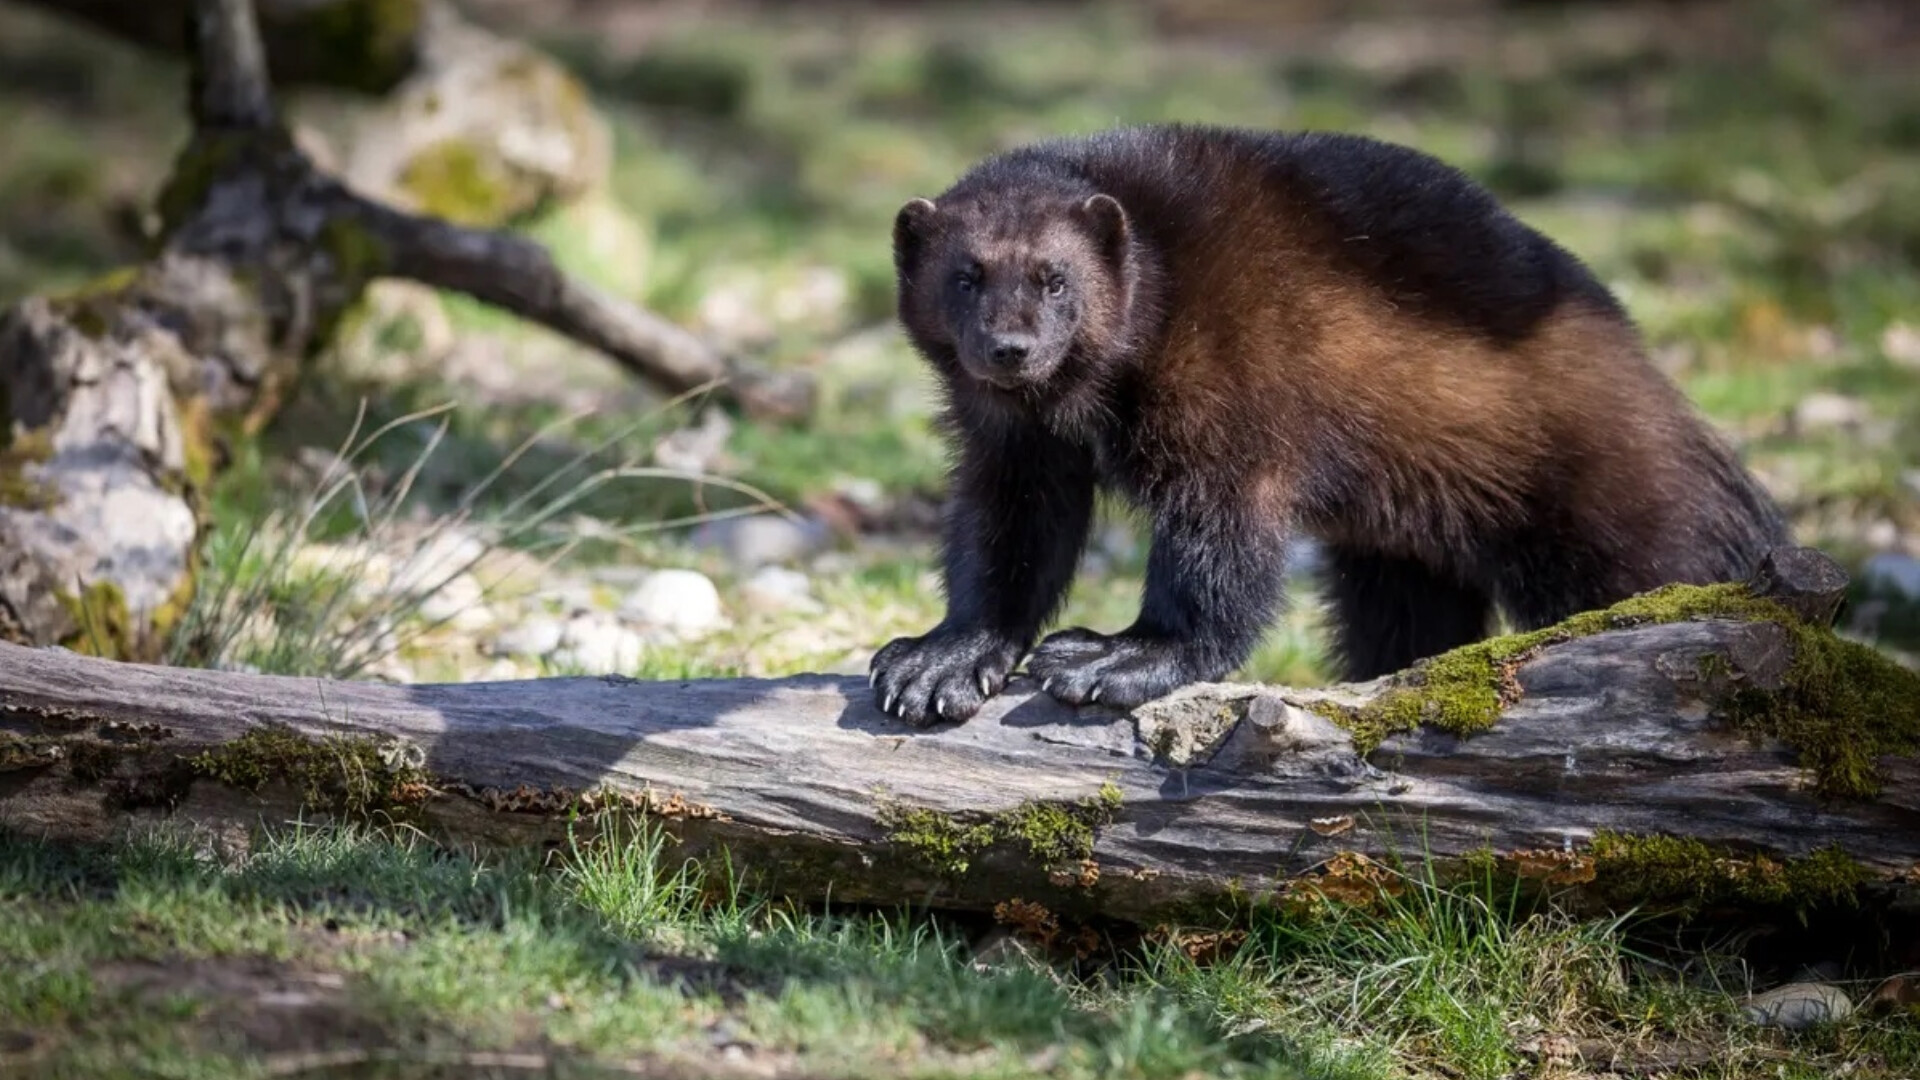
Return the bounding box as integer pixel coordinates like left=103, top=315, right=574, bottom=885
left=868, top=123, right=1787, bottom=726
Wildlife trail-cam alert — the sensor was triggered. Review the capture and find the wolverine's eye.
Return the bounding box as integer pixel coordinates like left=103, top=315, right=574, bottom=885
left=1045, top=274, right=1067, bottom=298
left=954, top=268, right=979, bottom=293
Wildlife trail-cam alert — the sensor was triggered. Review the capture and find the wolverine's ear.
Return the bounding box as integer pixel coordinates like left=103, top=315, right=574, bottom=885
left=1077, top=193, right=1132, bottom=269
left=893, top=198, right=939, bottom=274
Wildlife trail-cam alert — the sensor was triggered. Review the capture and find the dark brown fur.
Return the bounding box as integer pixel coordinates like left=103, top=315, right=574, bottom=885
left=869, top=124, right=1788, bottom=726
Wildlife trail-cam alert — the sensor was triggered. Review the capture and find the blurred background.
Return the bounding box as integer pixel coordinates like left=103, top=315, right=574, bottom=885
left=1, top=0, right=1916, bottom=687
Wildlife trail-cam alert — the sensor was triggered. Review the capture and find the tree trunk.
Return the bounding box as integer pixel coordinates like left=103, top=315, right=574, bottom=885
left=4, top=551, right=1916, bottom=926
left=0, top=0, right=812, bottom=657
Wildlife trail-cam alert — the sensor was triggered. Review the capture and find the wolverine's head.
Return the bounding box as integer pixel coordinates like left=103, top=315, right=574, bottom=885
left=892, top=190, right=1137, bottom=394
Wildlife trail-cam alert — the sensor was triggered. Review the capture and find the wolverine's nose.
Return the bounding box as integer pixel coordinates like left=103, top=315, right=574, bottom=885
left=987, top=335, right=1033, bottom=367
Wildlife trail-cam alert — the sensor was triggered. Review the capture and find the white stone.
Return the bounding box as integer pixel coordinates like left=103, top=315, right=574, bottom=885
left=556, top=613, right=647, bottom=673
left=1791, top=392, right=1871, bottom=433
left=393, top=530, right=489, bottom=595
left=1741, top=982, right=1852, bottom=1030
left=692, top=514, right=827, bottom=569
left=620, top=569, right=725, bottom=633
left=490, top=616, right=566, bottom=658
left=740, top=566, right=822, bottom=614
left=416, top=572, right=493, bottom=632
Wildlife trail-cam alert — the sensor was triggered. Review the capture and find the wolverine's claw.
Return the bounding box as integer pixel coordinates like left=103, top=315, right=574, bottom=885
left=883, top=691, right=897, bottom=715
left=977, top=672, right=991, bottom=698
left=869, top=668, right=879, bottom=688
left=1089, top=685, right=1102, bottom=703
left=1042, top=678, right=1054, bottom=694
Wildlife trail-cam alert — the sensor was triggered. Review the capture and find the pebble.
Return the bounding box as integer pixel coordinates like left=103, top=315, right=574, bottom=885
left=291, top=543, right=394, bottom=604
left=692, top=514, right=828, bottom=569
left=1741, top=981, right=1852, bottom=1029
left=555, top=613, right=647, bottom=673
left=1790, top=392, right=1871, bottom=434
left=620, top=569, right=724, bottom=634
left=740, top=566, right=823, bottom=614
left=393, top=530, right=489, bottom=594
left=416, top=572, right=493, bottom=632
left=652, top=408, right=734, bottom=475
left=1095, top=522, right=1140, bottom=564
left=489, top=615, right=565, bottom=659
left=1863, top=552, right=1920, bottom=600
left=1883, top=322, right=1920, bottom=368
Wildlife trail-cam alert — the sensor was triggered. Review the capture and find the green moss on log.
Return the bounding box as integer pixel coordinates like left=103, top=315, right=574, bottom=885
left=879, top=782, right=1124, bottom=876
left=1329, top=583, right=1793, bottom=754
left=1719, top=622, right=1920, bottom=799
left=1589, top=831, right=1869, bottom=915
left=1312, top=578, right=1918, bottom=799
left=190, top=727, right=432, bottom=818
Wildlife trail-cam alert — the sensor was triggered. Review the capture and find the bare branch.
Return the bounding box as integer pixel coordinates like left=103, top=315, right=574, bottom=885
left=348, top=198, right=816, bottom=419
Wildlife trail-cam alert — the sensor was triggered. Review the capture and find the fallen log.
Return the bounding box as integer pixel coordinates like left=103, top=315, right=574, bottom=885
left=2, top=549, right=1916, bottom=926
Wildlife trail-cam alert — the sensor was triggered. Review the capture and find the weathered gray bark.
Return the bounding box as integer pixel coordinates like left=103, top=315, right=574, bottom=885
left=0, top=0, right=812, bottom=655
left=4, top=562, right=1916, bottom=925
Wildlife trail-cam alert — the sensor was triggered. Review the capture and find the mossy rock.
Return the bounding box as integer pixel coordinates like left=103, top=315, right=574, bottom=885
left=352, top=38, right=612, bottom=228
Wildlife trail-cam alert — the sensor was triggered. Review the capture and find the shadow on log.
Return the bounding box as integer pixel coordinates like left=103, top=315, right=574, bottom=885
left=3, top=547, right=1916, bottom=927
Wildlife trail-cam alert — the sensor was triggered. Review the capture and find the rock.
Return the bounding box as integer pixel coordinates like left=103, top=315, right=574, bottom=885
left=392, top=529, right=489, bottom=595
left=1790, top=392, right=1871, bottom=435
left=489, top=615, right=566, bottom=659
left=652, top=408, right=734, bottom=475
left=620, top=569, right=724, bottom=634
left=1863, top=552, right=1920, bottom=601
left=1883, top=322, right=1920, bottom=369
left=291, top=543, right=395, bottom=604
left=327, top=280, right=456, bottom=382
left=344, top=14, right=611, bottom=228
left=694, top=264, right=852, bottom=349
left=1095, top=522, right=1141, bottom=564
left=476, top=657, right=534, bottom=682
left=1741, top=982, right=1852, bottom=1029
left=827, top=475, right=888, bottom=516
left=416, top=571, right=493, bottom=632
left=740, top=566, right=822, bottom=615
left=691, top=514, right=830, bottom=569
left=554, top=613, right=646, bottom=673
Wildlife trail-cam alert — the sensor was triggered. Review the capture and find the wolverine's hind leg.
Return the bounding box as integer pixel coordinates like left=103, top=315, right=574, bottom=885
left=1322, top=546, right=1495, bottom=681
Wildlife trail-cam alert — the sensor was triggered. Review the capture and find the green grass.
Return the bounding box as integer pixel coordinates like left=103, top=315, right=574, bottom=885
left=0, top=821, right=1324, bottom=1079
left=3, top=821, right=1913, bottom=1079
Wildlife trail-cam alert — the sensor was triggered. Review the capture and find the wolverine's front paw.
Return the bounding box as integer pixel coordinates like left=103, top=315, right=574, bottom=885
left=1027, top=628, right=1214, bottom=709
left=869, top=627, right=1027, bottom=727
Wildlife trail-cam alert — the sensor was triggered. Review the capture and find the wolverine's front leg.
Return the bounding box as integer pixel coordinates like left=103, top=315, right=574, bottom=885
left=869, top=419, right=1096, bottom=726
left=1029, top=485, right=1289, bottom=708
